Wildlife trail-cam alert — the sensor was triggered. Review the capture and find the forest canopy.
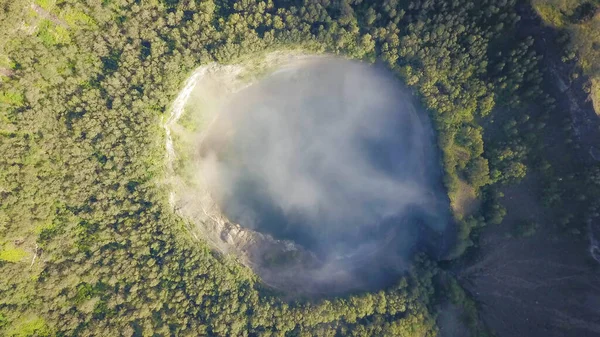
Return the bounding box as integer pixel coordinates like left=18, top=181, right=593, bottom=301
left=1, top=0, right=599, bottom=336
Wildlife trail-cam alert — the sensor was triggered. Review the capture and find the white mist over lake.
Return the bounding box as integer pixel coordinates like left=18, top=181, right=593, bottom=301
left=171, top=56, right=452, bottom=295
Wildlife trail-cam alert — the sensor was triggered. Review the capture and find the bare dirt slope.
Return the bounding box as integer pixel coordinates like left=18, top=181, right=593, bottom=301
left=460, top=178, right=600, bottom=337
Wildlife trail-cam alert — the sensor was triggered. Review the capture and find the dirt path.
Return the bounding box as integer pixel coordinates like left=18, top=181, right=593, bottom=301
left=30, top=3, right=68, bottom=28
left=0, top=68, right=13, bottom=77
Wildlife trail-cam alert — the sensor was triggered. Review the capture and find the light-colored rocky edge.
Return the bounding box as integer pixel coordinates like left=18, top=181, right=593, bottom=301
left=163, top=52, right=361, bottom=295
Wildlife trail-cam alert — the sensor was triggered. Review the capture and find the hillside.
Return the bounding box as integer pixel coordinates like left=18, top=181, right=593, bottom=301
left=532, top=0, right=600, bottom=114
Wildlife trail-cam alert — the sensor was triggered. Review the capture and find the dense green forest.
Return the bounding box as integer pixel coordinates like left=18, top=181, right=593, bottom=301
left=1, top=0, right=599, bottom=336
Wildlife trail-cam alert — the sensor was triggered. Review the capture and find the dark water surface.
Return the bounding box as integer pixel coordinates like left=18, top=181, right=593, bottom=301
left=200, top=59, right=453, bottom=291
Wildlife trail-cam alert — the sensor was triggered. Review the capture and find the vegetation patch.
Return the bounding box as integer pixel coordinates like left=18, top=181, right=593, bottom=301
left=0, top=245, right=28, bottom=263
left=533, top=0, right=600, bottom=114
left=1, top=0, right=599, bottom=336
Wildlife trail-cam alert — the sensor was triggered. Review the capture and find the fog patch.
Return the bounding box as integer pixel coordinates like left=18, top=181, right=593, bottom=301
left=169, top=56, right=452, bottom=295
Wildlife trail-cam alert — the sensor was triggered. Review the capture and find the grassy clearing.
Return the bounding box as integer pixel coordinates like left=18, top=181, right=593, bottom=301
left=450, top=179, right=480, bottom=220
left=0, top=245, right=28, bottom=263
left=0, top=90, right=24, bottom=106
left=34, top=0, right=56, bottom=11
left=534, top=3, right=568, bottom=26
left=37, top=19, right=70, bottom=46
left=58, top=3, right=96, bottom=27
left=5, top=315, right=52, bottom=337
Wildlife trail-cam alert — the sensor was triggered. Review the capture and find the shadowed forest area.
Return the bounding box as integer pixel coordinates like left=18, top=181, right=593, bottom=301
left=1, top=0, right=600, bottom=336
left=532, top=0, right=600, bottom=114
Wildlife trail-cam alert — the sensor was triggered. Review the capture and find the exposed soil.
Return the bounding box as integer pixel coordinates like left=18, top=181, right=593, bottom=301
left=30, top=3, right=68, bottom=28
left=0, top=67, right=13, bottom=77
left=460, top=175, right=600, bottom=337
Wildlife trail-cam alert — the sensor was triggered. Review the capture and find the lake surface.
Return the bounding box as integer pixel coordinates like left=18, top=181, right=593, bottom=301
left=199, top=58, right=453, bottom=292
